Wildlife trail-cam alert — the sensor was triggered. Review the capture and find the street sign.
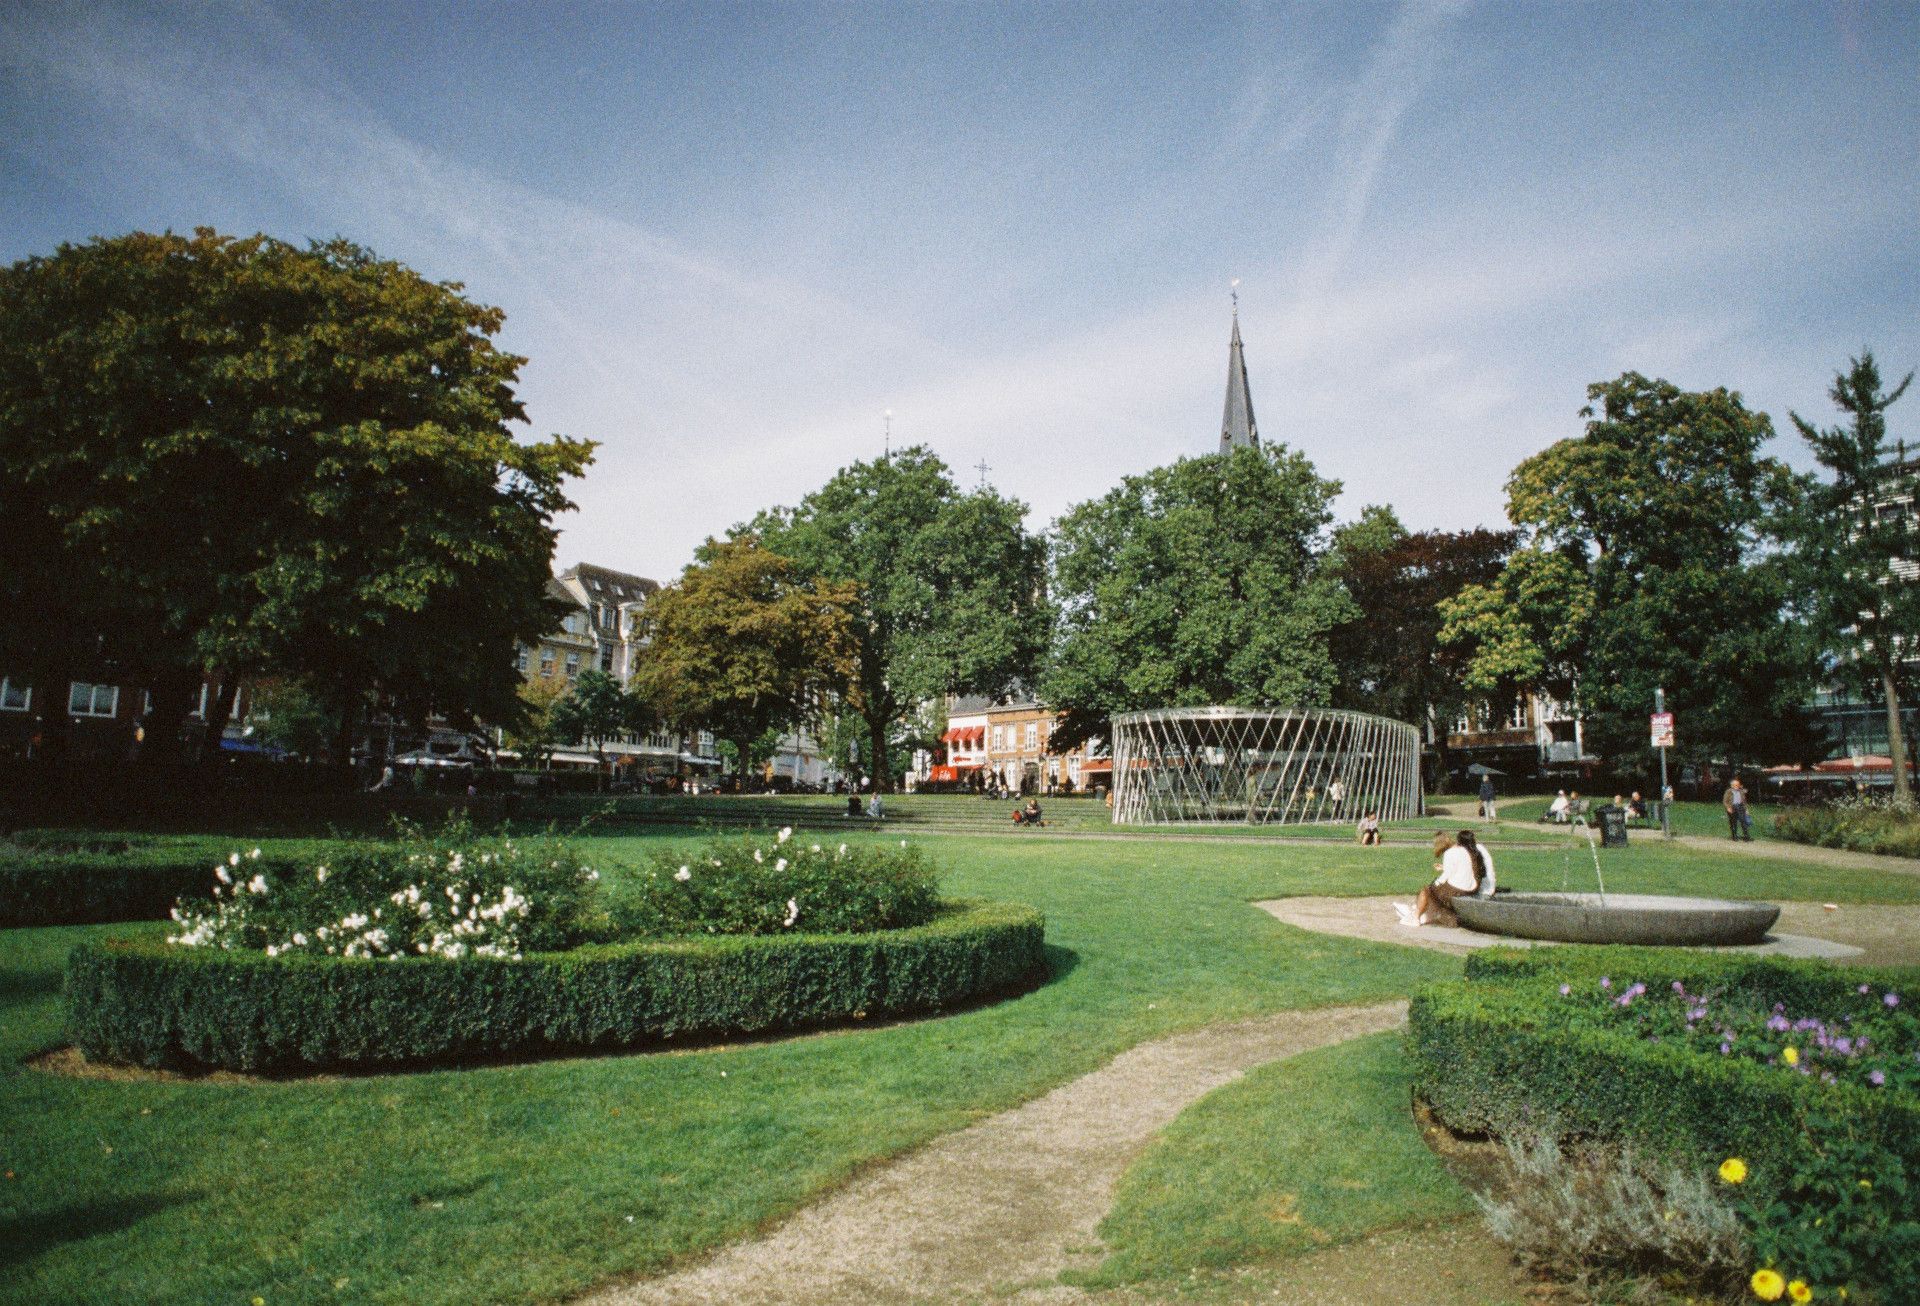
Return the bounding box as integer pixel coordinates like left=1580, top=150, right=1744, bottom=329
left=1650, top=712, right=1675, bottom=749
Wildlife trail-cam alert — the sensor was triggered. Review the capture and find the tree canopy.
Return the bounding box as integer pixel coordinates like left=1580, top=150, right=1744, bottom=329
left=1787, top=352, right=1918, bottom=801
left=1440, top=372, right=1818, bottom=769
left=1039, top=443, right=1353, bottom=749
left=1326, top=510, right=1516, bottom=762
left=628, top=537, right=858, bottom=776
left=749, top=449, right=1047, bottom=789
left=0, top=229, right=591, bottom=762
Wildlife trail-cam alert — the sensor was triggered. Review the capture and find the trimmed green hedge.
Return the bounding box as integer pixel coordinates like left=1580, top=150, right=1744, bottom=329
left=0, top=840, right=300, bottom=929
left=66, top=898, right=1046, bottom=1073
left=1410, top=947, right=1920, bottom=1173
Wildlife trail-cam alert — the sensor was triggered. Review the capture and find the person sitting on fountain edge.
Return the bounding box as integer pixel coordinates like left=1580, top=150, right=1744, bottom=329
left=1398, top=829, right=1495, bottom=928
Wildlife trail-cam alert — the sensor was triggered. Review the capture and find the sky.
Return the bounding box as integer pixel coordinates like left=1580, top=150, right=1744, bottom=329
left=3, top=0, right=1917, bottom=582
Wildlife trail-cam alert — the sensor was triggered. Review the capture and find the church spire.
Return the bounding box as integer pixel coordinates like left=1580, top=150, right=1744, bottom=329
left=1219, top=284, right=1259, bottom=453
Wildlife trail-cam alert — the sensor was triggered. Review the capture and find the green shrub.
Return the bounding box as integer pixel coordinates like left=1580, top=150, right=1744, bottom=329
left=164, top=819, right=609, bottom=959
left=1774, top=798, right=1920, bottom=858
left=1410, top=952, right=1920, bottom=1301
left=66, top=899, right=1046, bottom=1073
left=0, top=838, right=300, bottom=928
left=618, top=830, right=939, bottom=937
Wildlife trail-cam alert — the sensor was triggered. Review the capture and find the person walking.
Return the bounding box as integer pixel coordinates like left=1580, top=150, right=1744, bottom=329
left=1478, top=774, right=1496, bottom=822
left=1723, top=778, right=1753, bottom=841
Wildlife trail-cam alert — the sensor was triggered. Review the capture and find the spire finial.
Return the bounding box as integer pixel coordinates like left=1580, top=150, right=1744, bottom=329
left=883, top=408, right=892, bottom=459
left=974, top=457, right=991, bottom=489
left=1230, top=277, right=1240, bottom=315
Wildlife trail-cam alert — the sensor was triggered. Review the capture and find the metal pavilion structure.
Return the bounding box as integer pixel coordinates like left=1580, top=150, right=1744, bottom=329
left=1109, top=706, right=1422, bottom=826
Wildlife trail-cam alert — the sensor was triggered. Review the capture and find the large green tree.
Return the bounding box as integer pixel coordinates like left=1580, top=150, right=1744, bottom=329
left=1326, top=509, right=1516, bottom=770
left=0, top=229, right=591, bottom=766
left=1787, top=352, right=1918, bottom=802
left=550, top=669, right=652, bottom=783
left=629, top=537, right=858, bottom=780
left=749, top=449, right=1047, bottom=789
left=1040, top=443, right=1354, bottom=748
left=1439, top=373, right=1819, bottom=771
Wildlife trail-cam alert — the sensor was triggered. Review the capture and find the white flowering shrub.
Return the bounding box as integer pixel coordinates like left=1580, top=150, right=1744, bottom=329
left=166, top=818, right=610, bottom=960
left=621, top=829, right=939, bottom=937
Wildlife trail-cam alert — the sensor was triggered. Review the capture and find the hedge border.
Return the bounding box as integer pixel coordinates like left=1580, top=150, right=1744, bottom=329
left=65, top=898, right=1046, bottom=1073
left=1408, top=949, right=1920, bottom=1173
left=1, top=846, right=302, bottom=929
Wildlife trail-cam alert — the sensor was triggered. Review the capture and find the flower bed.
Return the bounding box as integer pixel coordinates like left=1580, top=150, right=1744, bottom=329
left=1410, top=948, right=1920, bottom=1300
left=0, top=835, right=302, bottom=928
left=64, top=824, right=1045, bottom=1073
left=67, top=898, right=1044, bottom=1073
left=1774, top=796, right=1920, bottom=858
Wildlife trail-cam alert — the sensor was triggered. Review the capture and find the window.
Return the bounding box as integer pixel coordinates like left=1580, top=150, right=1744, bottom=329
left=69, top=681, right=119, bottom=717
left=1507, top=696, right=1529, bottom=730
left=516, top=648, right=531, bottom=673
left=189, top=682, right=210, bottom=719
left=564, top=651, right=581, bottom=679
left=991, top=726, right=1004, bottom=752
left=1025, top=722, right=1038, bottom=751
left=540, top=651, right=556, bottom=677
left=0, top=678, right=28, bottom=712
left=599, top=646, right=614, bottom=672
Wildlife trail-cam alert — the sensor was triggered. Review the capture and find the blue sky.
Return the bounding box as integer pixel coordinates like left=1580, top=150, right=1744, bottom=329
left=4, top=0, right=1916, bottom=581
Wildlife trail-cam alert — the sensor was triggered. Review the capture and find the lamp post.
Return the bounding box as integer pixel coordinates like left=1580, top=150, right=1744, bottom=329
left=1655, top=686, right=1672, bottom=839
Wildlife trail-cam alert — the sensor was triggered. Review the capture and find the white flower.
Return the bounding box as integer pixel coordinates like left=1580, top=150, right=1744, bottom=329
left=248, top=847, right=261, bottom=860
left=783, top=898, right=800, bottom=928
left=247, top=874, right=268, bottom=895
left=675, top=866, right=692, bottom=882
left=266, top=945, right=280, bottom=957
left=775, top=858, right=788, bottom=872
left=215, top=865, right=232, bottom=885
left=229, top=853, right=241, bottom=867
left=778, top=827, right=792, bottom=844
left=316, top=866, right=328, bottom=882
left=753, top=849, right=764, bottom=864
left=838, top=844, right=847, bottom=856
left=449, top=853, right=464, bottom=873
left=292, top=932, right=307, bottom=946
left=810, top=844, right=821, bottom=853
left=900, top=840, right=908, bottom=848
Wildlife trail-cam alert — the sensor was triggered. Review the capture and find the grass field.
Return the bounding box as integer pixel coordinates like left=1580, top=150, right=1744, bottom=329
left=3, top=818, right=1917, bottom=1304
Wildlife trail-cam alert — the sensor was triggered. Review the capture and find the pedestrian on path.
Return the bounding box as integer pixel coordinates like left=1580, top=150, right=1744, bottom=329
left=1478, top=775, right=1496, bottom=821
left=1723, top=778, right=1753, bottom=841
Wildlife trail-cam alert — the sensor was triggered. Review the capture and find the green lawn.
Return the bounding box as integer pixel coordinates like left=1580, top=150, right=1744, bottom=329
left=1497, top=793, right=1781, bottom=841
left=3, top=823, right=1917, bottom=1304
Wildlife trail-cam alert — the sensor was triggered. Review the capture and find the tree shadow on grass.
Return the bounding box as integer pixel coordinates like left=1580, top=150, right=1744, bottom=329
left=0, top=965, right=63, bottom=1004
left=0, top=1191, right=199, bottom=1269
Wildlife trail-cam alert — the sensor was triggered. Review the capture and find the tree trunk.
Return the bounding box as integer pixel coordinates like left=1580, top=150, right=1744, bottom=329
left=1882, top=659, right=1912, bottom=805
left=200, top=673, right=241, bottom=766
left=867, top=713, right=892, bottom=793
left=138, top=666, right=200, bottom=768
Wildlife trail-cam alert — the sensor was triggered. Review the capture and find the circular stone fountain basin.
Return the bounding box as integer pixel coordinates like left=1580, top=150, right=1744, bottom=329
left=1452, top=892, right=1780, bottom=947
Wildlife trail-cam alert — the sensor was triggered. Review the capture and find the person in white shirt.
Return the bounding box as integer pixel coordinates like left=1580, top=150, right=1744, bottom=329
left=1397, top=830, right=1494, bottom=927
left=1546, top=790, right=1570, bottom=823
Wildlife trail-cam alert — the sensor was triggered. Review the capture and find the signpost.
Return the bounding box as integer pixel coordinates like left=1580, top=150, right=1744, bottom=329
left=1652, top=689, right=1673, bottom=839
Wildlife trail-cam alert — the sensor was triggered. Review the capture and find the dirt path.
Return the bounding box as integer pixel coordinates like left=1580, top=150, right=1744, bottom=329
left=582, top=1002, right=1409, bottom=1306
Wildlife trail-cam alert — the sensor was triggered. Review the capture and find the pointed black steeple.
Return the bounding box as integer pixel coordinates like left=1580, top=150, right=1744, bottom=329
left=1219, top=299, right=1259, bottom=454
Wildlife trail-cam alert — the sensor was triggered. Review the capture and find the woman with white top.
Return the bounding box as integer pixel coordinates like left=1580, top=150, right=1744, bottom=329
left=1397, top=829, right=1495, bottom=927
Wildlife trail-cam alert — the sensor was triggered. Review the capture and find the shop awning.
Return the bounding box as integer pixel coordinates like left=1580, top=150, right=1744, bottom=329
left=941, top=725, right=985, bottom=745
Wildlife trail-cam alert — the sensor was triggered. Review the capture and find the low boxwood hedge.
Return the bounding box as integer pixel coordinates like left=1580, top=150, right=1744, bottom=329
left=1412, top=948, right=1920, bottom=1162
left=66, top=898, right=1046, bottom=1073
left=0, top=840, right=301, bottom=929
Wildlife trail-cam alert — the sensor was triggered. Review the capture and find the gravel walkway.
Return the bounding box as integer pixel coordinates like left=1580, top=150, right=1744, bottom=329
left=582, top=1002, right=1409, bottom=1306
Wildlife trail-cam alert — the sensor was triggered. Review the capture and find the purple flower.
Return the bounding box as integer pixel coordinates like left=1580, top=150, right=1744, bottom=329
left=1600, top=977, right=1612, bottom=990
left=1768, top=1015, right=1790, bottom=1032
left=1720, top=1042, right=1732, bottom=1055
left=1559, top=984, right=1571, bottom=996
left=1870, top=1070, right=1887, bottom=1086
left=1836, top=1037, right=1853, bottom=1055
left=1886, top=992, right=1901, bottom=1008
left=1672, top=980, right=1686, bottom=993
left=1860, top=984, right=1872, bottom=995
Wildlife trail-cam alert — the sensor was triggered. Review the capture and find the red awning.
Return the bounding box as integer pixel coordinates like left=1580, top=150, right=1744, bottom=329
left=1081, top=758, right=1113, bottom=772
left=943, top=725, right=985, bottom=745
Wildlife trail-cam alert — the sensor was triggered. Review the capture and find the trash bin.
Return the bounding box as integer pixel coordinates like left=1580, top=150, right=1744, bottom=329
left=1596, top=804, right=1629, bottom=848
left=846, top=794, right=862, bottom=818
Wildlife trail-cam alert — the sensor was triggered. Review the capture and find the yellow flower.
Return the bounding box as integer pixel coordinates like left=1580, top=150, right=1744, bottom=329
left=1858, top=1179, right=1872, bottom=1189
left=1788, top=1281, right=1812, bottom=1304
left=1751, top=1269, right=1786, bottom=1301
left=1782, top=1046, right=1800, bottom=1066
left=1719, top=1157, right=1749, bottom=1184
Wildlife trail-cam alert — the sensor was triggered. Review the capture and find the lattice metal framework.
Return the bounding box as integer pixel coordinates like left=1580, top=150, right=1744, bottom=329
left=1110, top=706, right=1421, bottom=825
